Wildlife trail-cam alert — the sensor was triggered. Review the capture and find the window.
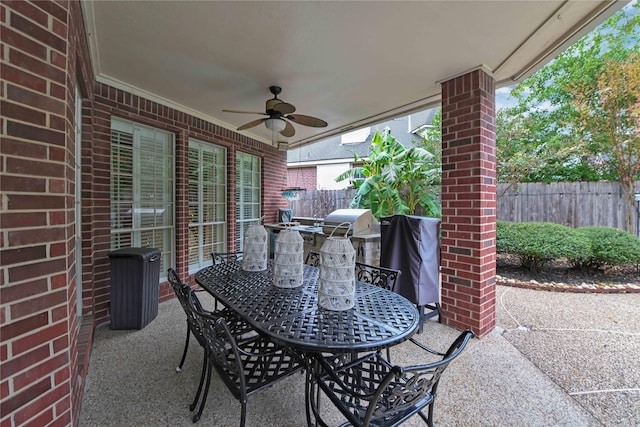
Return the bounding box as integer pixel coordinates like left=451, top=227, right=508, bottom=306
left=188, top=140, right=227, bottom=271
left=235, top=152, right=261, bottom=250
left=110, top=118, right=174, bottom=278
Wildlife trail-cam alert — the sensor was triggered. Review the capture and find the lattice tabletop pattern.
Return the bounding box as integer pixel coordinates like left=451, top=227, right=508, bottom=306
left=195, top=261, right=419, bottom=353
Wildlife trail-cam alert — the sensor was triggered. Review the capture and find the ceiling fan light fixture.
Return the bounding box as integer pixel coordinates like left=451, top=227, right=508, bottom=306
left=265, top=118, right=286, bottom=132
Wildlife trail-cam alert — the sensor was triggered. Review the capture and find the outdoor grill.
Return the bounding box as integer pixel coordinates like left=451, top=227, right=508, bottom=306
left=266, top=209, right=381, bottom=265
left=322, top=209, right=379, bottom=237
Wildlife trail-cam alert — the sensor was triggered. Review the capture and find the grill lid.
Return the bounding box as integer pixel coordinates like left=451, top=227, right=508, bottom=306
left=323, top=209, right=379, bottom=236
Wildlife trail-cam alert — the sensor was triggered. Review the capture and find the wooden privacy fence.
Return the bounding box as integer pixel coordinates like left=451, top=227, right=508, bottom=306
left=285, top=182, right=639, bottom=234
left=286, top=189, right=356, bottom=221
left=497, top=181, right=639, bottom=234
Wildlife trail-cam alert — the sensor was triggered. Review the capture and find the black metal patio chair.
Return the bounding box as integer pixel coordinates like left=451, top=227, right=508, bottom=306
left=313, top=329, right=474, bottom=427
left=211, top=251, right=243, bottom=265
left=304, top=250, right=321, bottom=267
left=208, top=252, right=244, bottom=311
left=355, top=261, right=401, bottom=292
left=306, top=253, right=402, bottom=292
left=167, top=268, right=253, bottom=374
left=187, top=288, right=305, bottom=425
left=354, top=261, right=402, bottom=360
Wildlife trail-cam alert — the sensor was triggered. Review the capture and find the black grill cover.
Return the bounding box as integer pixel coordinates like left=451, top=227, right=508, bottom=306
left=380, top=215, right=440, bottom=306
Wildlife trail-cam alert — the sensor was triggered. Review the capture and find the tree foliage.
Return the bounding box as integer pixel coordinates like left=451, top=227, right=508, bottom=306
left=571, top=52, right=640, bottom=234
left=498, top=2, right=639, bottom=179
left=497, top=1, right=640, bottom=231
left=335, top=128, right=441, bottom=220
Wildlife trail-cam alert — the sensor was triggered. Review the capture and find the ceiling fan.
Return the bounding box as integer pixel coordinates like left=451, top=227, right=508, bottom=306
left=223, top=86, right=328, bottom=139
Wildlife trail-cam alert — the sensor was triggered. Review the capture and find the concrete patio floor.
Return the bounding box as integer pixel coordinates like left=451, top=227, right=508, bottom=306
left=79, top=286, right=640, bottom=426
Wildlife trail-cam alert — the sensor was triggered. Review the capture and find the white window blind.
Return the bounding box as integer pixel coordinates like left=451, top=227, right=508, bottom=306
left=188, top=140, right=227, bottom=271
left=235, top=152, right=261, bottom=250
left=110, top=118, right=174, bottom=277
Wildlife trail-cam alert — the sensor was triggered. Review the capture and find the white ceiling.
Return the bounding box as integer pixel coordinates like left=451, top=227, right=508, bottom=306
left=81, top=1, right=625, bottom=148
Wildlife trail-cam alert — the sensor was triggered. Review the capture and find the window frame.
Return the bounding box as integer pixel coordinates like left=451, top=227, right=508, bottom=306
left=235, top=151, right=262, bottom=251
left=187, top=139, right=227, bottom=272
left=110, top=118, right=175, bottom=279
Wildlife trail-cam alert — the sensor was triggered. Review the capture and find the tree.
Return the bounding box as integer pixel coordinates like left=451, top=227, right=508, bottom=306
left=496, top=108, right=589, bottom=188
left=335, top=128, right=441, bottom=220
left=497, top=1, right=640, bottom=229
left=571, top=53, right=640, bottom=234
left=417, top=107, right=442, bottom=147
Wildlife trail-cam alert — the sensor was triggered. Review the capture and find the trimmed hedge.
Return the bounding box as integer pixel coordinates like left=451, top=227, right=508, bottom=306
left=497, top=221, right=590, bottom=271
left=497, top=221, right=640, bottom=271
left=573, top=226, right=640, bottom=270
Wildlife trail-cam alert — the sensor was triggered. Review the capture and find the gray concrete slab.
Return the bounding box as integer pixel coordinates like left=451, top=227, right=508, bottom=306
left=79, top=286, right=640, bottom=426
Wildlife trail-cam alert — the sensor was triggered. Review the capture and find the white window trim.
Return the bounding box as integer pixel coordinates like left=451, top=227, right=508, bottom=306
left=235, top=152, right=262, bottom=251
left=110, top=118, right=175, bottom=280
left=187, top=139, right=227, bottom=272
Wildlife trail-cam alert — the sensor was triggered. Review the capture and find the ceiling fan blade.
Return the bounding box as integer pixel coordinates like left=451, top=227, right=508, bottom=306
left=280, top=120, right=296, bottom=137
left=286, top=114, right=328, bottom=128
left=272, top=101, right=296, bottom=115
left=223, top=109, right=268, bottom=115
left=237, top=118, right=267, bottom=131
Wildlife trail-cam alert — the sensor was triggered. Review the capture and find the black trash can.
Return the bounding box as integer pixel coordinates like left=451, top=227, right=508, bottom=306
left=108, top=247, right=161, bottom=330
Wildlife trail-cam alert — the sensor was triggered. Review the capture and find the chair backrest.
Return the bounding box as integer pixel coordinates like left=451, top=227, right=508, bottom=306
left=317, top=329, right=474, bottom=426
left=367, top=330, right=474, bottom=424
left=304, top=251, right=321, bottom=267
left=168, top=268, right=207, bottom=347
left=355, top=262, right=401, bottom=291
left=186, top=290, right=246, bottom=398
left=211, top=252, right=243, bottom=265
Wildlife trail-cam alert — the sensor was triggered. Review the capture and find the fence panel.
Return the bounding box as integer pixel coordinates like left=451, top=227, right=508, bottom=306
left=497, top=181, right=638, bottom=234
left=287, top=189, right=356, bottom=220
left=286, top=182, right=639, bottom=234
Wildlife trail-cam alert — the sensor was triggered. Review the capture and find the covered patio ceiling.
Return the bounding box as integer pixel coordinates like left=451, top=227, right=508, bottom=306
left=81, top=1, right=625, bottom=148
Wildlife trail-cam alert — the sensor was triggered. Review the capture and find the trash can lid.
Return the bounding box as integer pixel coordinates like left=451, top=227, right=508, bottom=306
left=108, top=247, right=161, bottom=260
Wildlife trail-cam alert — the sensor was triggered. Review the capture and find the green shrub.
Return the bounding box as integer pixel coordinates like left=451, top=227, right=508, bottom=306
left=496, top=221, right=590, bottom=271
left=573, top=227, right=640, bottom=270
left=496, top=220, right=519, bottom=253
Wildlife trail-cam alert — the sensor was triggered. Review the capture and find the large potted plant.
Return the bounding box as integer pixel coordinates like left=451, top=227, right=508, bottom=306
left=335, top=127, right=441, bottom=220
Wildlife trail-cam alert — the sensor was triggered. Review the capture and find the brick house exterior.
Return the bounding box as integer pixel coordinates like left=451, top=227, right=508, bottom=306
left=1, top=1, right=495, bottom=425
left=286, top=166, right=316, bottom=191
left=1, top=2, right=287, bottom=425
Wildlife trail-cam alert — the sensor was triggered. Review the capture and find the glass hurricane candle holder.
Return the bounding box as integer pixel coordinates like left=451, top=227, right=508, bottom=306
left=318, top=223, right=355, bottom=310
left=242, top=224, right=268, bottom=271
left=273, top=228, right=304, bottom=288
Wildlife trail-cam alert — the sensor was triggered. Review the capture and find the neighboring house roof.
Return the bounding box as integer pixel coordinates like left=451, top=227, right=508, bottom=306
left=287, top=108, right=437, bottom=164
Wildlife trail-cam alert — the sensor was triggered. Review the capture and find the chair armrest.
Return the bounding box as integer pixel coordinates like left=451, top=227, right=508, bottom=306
left=407, top=338, right=445, bottom=356
left=318, top=353, right=400, bottom=399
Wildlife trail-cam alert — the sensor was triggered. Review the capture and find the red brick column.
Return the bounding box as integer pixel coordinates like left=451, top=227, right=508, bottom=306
left=440, top=69, right=497, bottom=337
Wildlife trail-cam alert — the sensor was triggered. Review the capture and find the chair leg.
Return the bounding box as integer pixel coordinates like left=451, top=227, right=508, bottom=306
left=240, top=401, right=247, bottom=427
left=425, top=401, right=436, bottom=427
left=190, top=348, right=208, bottom=411
left=177, top=326, right=191, bottom=372
left=193, top=360, right=212, bottom=423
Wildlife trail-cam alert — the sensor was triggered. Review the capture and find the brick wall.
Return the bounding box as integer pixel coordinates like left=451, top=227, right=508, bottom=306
left=440, top=69, right=497, bottom=337
left=91, top=84, right=289, bottom=322
left=0, top=1, right=288, bottom=424
left=1, top=1, right=94, bottom=424
left=287, top=166, right=317, bottom=190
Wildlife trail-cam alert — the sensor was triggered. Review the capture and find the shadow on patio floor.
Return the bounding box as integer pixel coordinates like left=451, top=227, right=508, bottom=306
left=80, top=287, right=639, bottom=426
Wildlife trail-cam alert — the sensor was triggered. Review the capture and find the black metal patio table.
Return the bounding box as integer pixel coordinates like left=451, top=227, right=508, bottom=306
left=195, top=260, right=420, bottom=425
